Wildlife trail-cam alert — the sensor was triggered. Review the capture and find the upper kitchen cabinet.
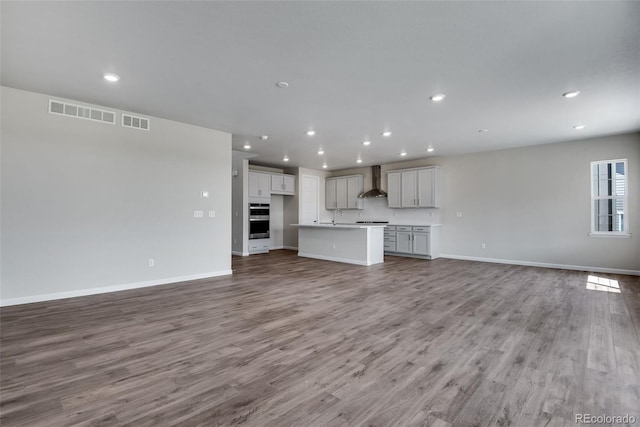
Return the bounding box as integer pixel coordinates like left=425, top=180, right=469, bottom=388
left=326, top=175, right=364, bottom=210
left=248, top=171, right=271, bottom=200
left=387, top=166, right=440, bottom=208
left=271, top=173, right=295, bottom=195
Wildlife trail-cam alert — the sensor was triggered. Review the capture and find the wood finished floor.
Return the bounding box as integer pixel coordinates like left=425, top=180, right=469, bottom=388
left=1, top=250, right=639, bottom=426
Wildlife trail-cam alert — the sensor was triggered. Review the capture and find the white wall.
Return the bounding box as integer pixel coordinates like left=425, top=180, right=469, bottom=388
left=231, top=151, right=248, bottom=255
left=323, top=132, right=640, bottom=273
left=1, top=87, right=233, bottom=304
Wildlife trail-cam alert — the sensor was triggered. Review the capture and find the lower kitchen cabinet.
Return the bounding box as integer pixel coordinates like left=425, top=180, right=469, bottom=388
left=395, top=226, right=413, bottom=254
left=248, top=238, right=270, bottom=254
left=384, top=225, right=440, bottom=259
left=412, top=231, right=430, bottom=256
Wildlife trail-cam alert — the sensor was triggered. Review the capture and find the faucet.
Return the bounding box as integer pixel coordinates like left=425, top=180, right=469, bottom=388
left=332, top=209, right=342, bottom=224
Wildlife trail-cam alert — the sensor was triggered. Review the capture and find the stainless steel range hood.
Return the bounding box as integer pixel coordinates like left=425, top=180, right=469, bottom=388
left=358, top=165, right=387, bottom=198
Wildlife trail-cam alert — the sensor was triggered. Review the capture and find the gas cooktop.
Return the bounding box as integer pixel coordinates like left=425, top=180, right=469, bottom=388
left=355, top=220, right=389, bottom=224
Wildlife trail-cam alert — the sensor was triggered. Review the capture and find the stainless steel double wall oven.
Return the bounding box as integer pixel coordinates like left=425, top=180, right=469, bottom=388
left=249, top=203, right=270, bottom=239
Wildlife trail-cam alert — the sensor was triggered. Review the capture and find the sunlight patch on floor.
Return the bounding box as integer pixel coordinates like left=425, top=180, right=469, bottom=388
left=586, top=275, right=621, bottom=293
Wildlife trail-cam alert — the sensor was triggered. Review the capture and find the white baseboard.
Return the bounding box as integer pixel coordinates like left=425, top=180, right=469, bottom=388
left=231, top=251, right=249, bottom=256
left=439, top=254, right=640, bottom=276
left=0, top=270, right=234, bottom=307
left=269, top=245, right=284, bottom=250
left=283, top=246, right=298, bottom=251
left=297, top=252, right=373, bottom=266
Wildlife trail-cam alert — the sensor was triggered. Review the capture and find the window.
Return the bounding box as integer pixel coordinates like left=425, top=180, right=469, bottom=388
left=591, top=159, right=629, bottom=237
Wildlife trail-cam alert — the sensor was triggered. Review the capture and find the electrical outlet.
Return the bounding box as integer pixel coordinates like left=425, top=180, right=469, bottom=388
left=481, top=243, right=486, bottom=249
left=201, top=191, right=209, bottom=198
left=332, top=243, right=336, bottom=249
left=208, top=210, right=216, bottom=218
left=194, top=210, right=204, bottom=218
left=148, top=258, right=155, bottom=267
left=457, top=212, right=463, bottom=217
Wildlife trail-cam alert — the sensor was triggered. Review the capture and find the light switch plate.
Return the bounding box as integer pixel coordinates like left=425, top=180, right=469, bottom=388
left=194, top=210, right=204, bottom=218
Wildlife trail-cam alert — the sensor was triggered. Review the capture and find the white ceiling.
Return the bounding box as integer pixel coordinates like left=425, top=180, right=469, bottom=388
left=2, top=1, right=639, bottom=170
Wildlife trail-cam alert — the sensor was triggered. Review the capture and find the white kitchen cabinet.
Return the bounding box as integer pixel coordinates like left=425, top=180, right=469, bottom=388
left=347, top=176, right=363, bottom=209
left=387, top=172, right=401, bottom=208
left=401, top=170, right=418, bottom=207
left=396, top=231, right=413, bottom=253
left=249, top=171, right=271, bottom=200
left=412, top=230, right=430, bottom=256
left=271, top=174, right=295, bottom=195
left=383, top=225, right=397, bottom=252
left=387, top=166, right=440, bottom=208
left=417, top=168, right=437, bottom=207
left=383, top=225, right=440, bottom=259
left=336, top=178, right=348, bottom=208
left=326, top=179, right=338, bottom=209
left=326, top=175, right=364, bottom=210
left=248, top=238, right=270, bottom=254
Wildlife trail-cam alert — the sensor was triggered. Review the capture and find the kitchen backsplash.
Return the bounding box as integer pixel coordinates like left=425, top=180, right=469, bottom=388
left=319, top=197, right=441, bottom=225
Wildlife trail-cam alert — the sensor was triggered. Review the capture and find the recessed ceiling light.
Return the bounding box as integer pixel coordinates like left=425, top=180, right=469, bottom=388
left=306, top=130, right=316, bottom=136
left=363, top=140, right=371, bottom=146
left=103, top=73, right=120, bottom=82
left=356, top=159, right=363, bottom=164
left=430, top=93, right=446, bottom=102
left=276, top=81, right=289, bottom=88
left=283, top=155, right=289, bottom=162
left=243, top=143, right=251, bottom=150
left=317, top=149, right=324, bottom=155
left=573, top=124, right=585, bottom=130
left=478, top=129, right=489, bottom=133
left=426, top=147, right=435, bottom=152
left=260, top=135, right=269, bottom=140
left=381, top=131, right=392, bottom=137
left=563, top=91, right=580, bottom=98
left=400, top=151, right=407, bottom=157
left=322, top=163, right=328, bottom=169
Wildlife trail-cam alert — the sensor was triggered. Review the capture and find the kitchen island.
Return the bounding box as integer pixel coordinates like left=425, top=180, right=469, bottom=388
left=291, top=223, right=386, bottom=266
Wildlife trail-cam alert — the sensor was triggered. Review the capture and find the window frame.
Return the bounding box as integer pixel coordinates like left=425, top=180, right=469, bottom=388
left=589, top=158, right=630, bottom=238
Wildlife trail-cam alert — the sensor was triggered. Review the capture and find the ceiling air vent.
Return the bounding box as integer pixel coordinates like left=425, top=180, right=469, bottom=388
left=49, top=99, right=115, bottom=124
left=122, top=114, right=150, bottom=131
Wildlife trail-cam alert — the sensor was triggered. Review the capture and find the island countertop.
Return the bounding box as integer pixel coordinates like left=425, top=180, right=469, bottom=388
left=290, top=223, right=388, bottom=229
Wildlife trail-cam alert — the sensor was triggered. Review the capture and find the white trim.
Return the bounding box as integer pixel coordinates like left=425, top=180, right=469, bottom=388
left=269, top=245, right=284, bottom=250
left=588, top=232, right=631, bottom=238
left=231, top=251, right=249, bottom=256
left=439, top=254, right=639, bottom=276
left=283, top=246, right=298, bottom=251
left=297, top=252, right=374, bottom=266
left=0, top=270, right=233, bottom=307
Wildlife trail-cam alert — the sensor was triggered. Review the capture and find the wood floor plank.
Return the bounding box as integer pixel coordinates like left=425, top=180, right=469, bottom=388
left=1, top=251, right=639, bottom=425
